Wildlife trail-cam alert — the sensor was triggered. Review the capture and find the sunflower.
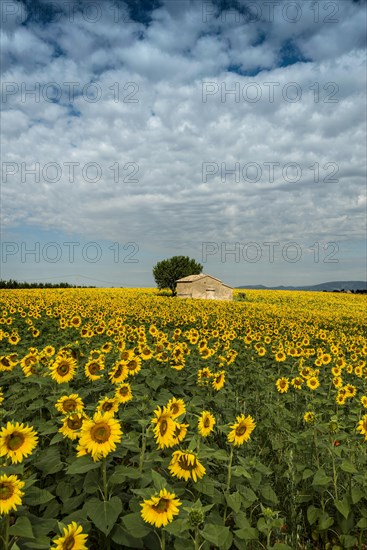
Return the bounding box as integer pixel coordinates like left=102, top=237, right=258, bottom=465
left=0, top=422, right=38, bottom=463
left=228, top=414, right=256, bottom=446
left=0, top=474, right=25, bottom=515
left=126, top=357, right=142, bottom=376
left=356, top=414, right=367, bottom=440
left=108, top=361, right=128, bottom=384
left=140, top=488, right=181, bottom=528
left=76, top=412, right=123, bottom=461
left=55, top=394, right=84, bottom=414
left=96, top=397, right=120, bottom=415
left=169, top=450, right=206, bottom=482
left=0, top=355, right=16, bottom=372
left=291, top=377, right=303, bottom=390
left=307, top=377, right=320, bottom=390
left=344, top=384, right=357, bottom=398
left=43, top=345, right=55, bottom=357
left=332, top=376, right=343, bottom=388
left=0, top=388, right=4, bottom=404
left=51, top=521, right=88, bottom=550
left=59, top=413, right=87, bottom=440
left=50, top=356, right=77, bottom=384
left=172, top=422, right=189, bottom=445
left=197, top=367, right=212, bottom=385
left=167, top=398, right=186, bottom=419
left=140, top=346, right=153, bottom=360
left=322, top=354, right=332, bottom=365
left=151, top=406, right=176, bottom=449
left=276, top=377, right=289, bottom=393
left=303, top=411, right=316, bottom=424
left=198, top=411, right=216, bottom=437
left=275, top=351, right=286, bottom=362
left=360, top=396, right=367, bottom=409
left=212, top=371, right=225, bottom=391
left=115, top=383, right=133, bottom=404
left=85, top=359, right=104, bottom=381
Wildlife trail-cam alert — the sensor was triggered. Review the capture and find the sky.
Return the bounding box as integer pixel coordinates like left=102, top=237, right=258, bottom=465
left=1, top=0, right=366, bottom=288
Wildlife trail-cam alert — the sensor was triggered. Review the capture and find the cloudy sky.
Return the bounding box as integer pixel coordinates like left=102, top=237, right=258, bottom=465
left=1, top=0, right=366, bottom=287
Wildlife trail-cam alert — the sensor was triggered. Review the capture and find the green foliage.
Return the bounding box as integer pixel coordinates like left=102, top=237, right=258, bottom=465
left=152, top=255, right=202, bottom=295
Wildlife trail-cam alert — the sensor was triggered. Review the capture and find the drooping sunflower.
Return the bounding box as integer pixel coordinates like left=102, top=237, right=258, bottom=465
left=59, top=413, right=88, bottom=441
left=140, top=488, right=181, bottom=528
left=167, top=397, right=186, bottom=419
left=356, top=414, right=367, bottom=440
left=276, top=377, right=289, bottom=393
left=96, top=397, right=120, bottom=415
left=228, top=414, right=256, bottom=446
left=169, top=450, right=206, bottom=482
left=151, top=406, right=176, bottom=449
left=0, top=474, right=25, bottom=515
left=108, top=361, right=128, bottom=384
left=172, top=422, right=189, bottom=445
left=51, top=521, right=88, bottom=550
left=344, top=384, right=357, bottom=398
left=0, top=355, right=17, bottom=372
left=212, top=371, right=225, bottom=391
left=115, top=383, right=133, bottom=404
left=303, top=411, right=316, bottom=424
left=198, top=411, right=216, bottom=437
left=0, top=422, right=38, bottom=463
left=55, top=394, right=84, bottom=414
left=49, top=356, right=77, bottom=384
left=76, top=412, right=123, bottom=461
left=84, top=359, right=104, bottom=381
left=197, top=367, right=212, bottom=385
left=291, top=377, right=303, bottom=390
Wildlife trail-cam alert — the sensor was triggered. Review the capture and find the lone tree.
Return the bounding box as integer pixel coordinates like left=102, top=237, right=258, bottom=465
left=153, top=256, right=203, bottom=296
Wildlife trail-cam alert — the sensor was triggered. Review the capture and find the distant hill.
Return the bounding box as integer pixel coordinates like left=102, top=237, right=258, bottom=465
left=237, top=281, right=367, bottom=292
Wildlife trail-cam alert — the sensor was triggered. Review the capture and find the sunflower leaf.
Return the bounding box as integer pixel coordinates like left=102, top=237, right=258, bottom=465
left=87, top=496, right=122, bottom=536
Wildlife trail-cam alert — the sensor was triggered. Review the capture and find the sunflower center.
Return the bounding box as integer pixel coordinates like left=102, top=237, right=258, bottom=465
left=114, top=365, right=123, bottom=377
left=0, top=482, right=15, bottom=500
left=235, top=424, right=247, bottom=437
left=57, top=362, right=70, bottom=376
left=7, top=432, right=25, bottom=451
left=102, top=402, right=113, bottom=412
left=178, top=455, right=196, bottom=471
left=67, top=417, right=83, bottom=430
left=1, top=358, right=10, bottom=367
left=62, top=535, right=75, bottom=550
left=203, top=417, right=210, bottom=428
left=159, top=419, right=168, bottom=436
left=153, top=497, right=170, bottom=513
left=127, top=360, right=137, bottom=370
left=91, top=422, right=111, bottom=443
left=171, top=404, right=179, bottom=415
left=63, top=399, right=77, bottom=412
left=88, top=363, right=100, bottom=374
left=119, top=386, right=128, bottom=396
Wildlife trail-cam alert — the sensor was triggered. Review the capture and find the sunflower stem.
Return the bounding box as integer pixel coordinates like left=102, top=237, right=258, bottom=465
left=226, top=445, right=234, bottom=492
left=160, top=529, right=166, bottom=550
left=102, top=457, right=108, bottom=501
left=4, top=514, right=9, bottom=550
left=139, top=426, right=147, bottom=474
left=223, top=445, right=234, bottom=524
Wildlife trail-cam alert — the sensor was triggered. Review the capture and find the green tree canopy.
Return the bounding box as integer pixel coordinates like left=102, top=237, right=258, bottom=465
left=152, top=256, right=203, bottom=296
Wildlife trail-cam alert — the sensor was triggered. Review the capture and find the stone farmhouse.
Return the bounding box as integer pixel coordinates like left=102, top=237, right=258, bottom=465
left=176, top=274, right=233, bottom=300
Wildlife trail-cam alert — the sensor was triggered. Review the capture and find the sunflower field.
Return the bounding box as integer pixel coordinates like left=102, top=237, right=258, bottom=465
left=0, top=288, right=366, bottom=550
